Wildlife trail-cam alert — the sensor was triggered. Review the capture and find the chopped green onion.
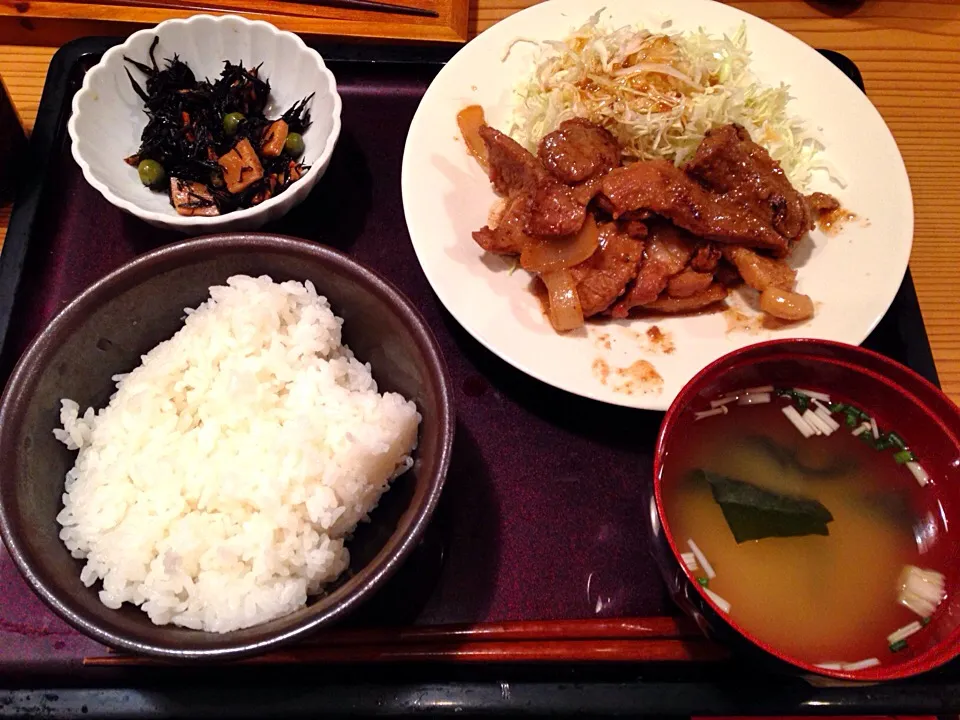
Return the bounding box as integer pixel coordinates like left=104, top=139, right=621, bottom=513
left=697, top=576, right=709, bottom=587
left=793, top=388, right=831, bottom=403
left=922, top=616, right=932, bottom=626
left=894, top=449, right=915, bottom=465
left=703, top=587, right=731, bottom=613
left=711, top=397, right=738, bottom=409
left=783, top=405, right=816, bottom=438
left=888, top=432, right=906, bottom=450
left=687, top=539, right=716, bottom=579
left=907, top=461, right=931, bottom=487
left=804, top=408, right=832, bottom=435
left=695, top=407, right=728, bottom=421
left=887, top=621, right=922, bottom=646
left=889, top=639, right=908, bottom=653
left=843, top=657, right=880, bottom=671
left=815, top=662, right=844, bottom=671
left=741, top=391, right=920, bottom=476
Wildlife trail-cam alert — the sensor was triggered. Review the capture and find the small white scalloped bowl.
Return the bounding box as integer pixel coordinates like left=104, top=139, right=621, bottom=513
left=67, top=14, right=341, bottom=233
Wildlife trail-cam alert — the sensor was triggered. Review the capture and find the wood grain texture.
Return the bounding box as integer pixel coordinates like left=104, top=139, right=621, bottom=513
left=0, top=0, right=469, bottom=44
left=1, top=0, right=960, bottom=402
left=0, top=44, right=53, bottom=131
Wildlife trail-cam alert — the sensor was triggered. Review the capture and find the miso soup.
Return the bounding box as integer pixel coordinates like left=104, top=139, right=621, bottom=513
left=660, top=388, right=947, bottom=669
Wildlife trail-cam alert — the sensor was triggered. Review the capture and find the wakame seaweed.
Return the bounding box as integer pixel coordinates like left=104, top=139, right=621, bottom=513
left=693, top=469, right=834, bottom=543
left=123, top=36, right=313, bottom=214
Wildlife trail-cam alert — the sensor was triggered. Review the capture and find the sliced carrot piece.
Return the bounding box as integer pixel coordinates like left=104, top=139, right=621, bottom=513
left=261, top=119, right=289, bottom=158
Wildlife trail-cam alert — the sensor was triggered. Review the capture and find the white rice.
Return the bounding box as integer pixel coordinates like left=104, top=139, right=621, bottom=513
left=53, top=275, right=421, bottom=633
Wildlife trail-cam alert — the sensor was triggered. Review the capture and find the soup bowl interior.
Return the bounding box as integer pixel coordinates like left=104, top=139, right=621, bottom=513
left=0, top=233, right=453, bottom=660
left=653, top=339, right=960, bottom=681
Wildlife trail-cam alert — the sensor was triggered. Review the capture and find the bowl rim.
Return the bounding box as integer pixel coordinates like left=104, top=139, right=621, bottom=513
left=653, top=337, right=960, bottom=682
left=0, top=232, right=456, bottom=659
left=66, top=14, right=343, bottom=228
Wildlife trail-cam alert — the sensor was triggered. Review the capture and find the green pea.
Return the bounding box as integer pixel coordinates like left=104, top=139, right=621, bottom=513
left=137, top=159, right=166, bottom=188
left=284, top=132, right=305, bottom=157
left=223, top=112, right=245, bottom=136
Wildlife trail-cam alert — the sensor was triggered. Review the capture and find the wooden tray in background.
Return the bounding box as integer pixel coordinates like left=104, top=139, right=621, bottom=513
left=0, top=0, right=468, bottom=48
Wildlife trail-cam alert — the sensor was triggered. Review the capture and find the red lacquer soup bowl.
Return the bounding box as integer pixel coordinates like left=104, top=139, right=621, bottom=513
left=651, top=339, right=960, bottom=681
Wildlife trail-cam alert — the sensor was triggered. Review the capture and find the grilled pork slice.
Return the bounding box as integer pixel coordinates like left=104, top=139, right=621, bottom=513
left=601, top=160, right=789, bottom=256
left=667, top=269, right=714, bottom=298
left=645, top=284, right=729, bottom=313
left=686, top=124, right=811, bottom=241
left=570, top=174, right=607, bottom=207
left=472, top=192, right=534, bottom=255
left=480, top=124, right=586, bottom=237
left=526, top=181, right=586, bottom=236
left=690, top=243, right=721, bottom=273
left=538, top=118, right=620, bottom=184
left=609, top=222, right=697, bottom=318
left=479, top=125, right=547, bottom=196
left=568, top=225, right=645, bottom=317
left=807, top=191, right=840, bottom=216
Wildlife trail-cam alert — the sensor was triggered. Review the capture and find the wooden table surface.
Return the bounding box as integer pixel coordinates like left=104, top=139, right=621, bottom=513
left=0, top=1, right=959, bottom=400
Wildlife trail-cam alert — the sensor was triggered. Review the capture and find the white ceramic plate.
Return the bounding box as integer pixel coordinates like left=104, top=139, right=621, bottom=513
left=401, top=0, right=913, bottom=411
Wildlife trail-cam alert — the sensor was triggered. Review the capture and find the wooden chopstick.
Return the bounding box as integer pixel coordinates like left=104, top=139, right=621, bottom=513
left=299, top=0, right=438, bottom=17
left=298, top=616, right=705, bottom=647
left=70, top=0, right=438, bottom=19
left=83, top=617, right=724, bottom=666
left=85, top=638, right=727, bottom=666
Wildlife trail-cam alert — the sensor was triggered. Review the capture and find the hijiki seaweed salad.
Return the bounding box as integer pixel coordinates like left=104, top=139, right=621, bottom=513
left=123, top=37, right=314, bottom=217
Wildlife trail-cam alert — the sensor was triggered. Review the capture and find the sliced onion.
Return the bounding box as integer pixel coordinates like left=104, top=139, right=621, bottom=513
left=759, top=286, right=814, bottom=321
left=456, top=105, right=488, bottom=171
left=541, top=269, right=584, bottom=332
left=520, top=215, right=600, bottom=273
left=612, top=62, right=703, bottom=90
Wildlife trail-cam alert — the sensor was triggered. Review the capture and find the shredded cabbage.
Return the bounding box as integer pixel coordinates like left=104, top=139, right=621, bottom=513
left=508, top=14, right=824, bottom=190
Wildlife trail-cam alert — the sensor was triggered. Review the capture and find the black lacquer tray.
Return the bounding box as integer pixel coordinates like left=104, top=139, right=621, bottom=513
left=0, top=37, right=956, bottom=718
